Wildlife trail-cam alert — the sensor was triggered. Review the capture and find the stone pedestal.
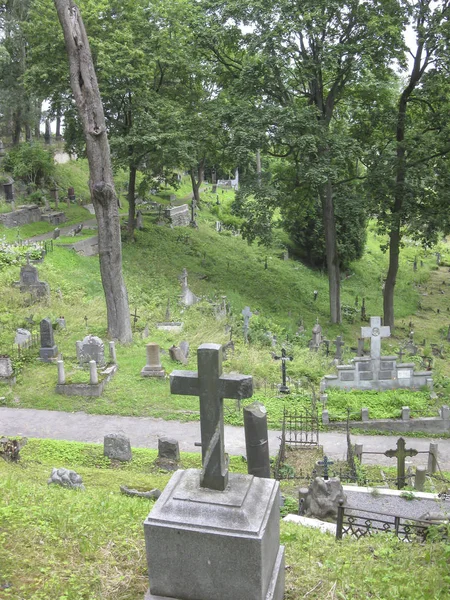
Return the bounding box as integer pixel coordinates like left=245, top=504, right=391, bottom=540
left=144, top=469, right=284, bottom=600
left=141, top=343, right=165, bottom=378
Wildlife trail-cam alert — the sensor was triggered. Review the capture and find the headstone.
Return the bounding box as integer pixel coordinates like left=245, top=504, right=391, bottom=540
left=141, top=343, right=165, bottom=378
left=243, top=402, right=271, bottom=478
left=333, top=335, right=345, bottom=361
left=144, top=343, right=284, bottom=600
left=109, top=341, right=117, bottom=364
left=104, top=433, right=132, bottom=462
left=39, top=317, right=58, bottom=362
left=0, top=356, right=14, bottom=384
left=76, top=335, right=105, bottom=367
left=169, top=345, right=188, bottom=365
left=56, top=316, right=66, bottom=329
left=14, top=328, right=31, bottom=348
left=136, top=209, right=144, bottom=230
left=303, top=477, right=347, bottom=520
left=53, top=227, right=60, bottom=239
left=361, top=407, right=369, bottom=422
left=48, top=467, right=85, bottom=490
left=179, top=268, right=199, bottom=306
left=158, top=437, right=180, bottom=462
left=309, top=321, right=322, bottom=351
left=179, top=340, right=190, bottom=361
left=361, top=316, right=390, bottom=360
left=384, top=437, right=418, bottom=489
left=15, top=262, right=49, bottom=298
left=242, top=306, right=253, bottom=343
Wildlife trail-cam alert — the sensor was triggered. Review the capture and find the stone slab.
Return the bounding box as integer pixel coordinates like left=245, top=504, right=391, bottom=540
left=144, top=469, right=283, bottom=600
left=359, top=372, right=373, bottom=380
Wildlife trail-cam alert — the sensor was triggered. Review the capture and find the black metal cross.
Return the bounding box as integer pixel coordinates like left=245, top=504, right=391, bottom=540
left=170, top=343, right=253, bottom=491
left=317, top=455, right=334, bottom=480
left=130, top=307, right=140, bottom=329
left=273, top=348, right=293, bottom=394
left=384, top=438, right=418, bottom=490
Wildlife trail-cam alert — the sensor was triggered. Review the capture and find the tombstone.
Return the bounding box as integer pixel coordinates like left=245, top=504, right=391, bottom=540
left=3, top=180, right=14, bottom=202
left=68, top=187, right=76, bottom=203
left=309, top=321, right=322, bottom=351
left=104, top=433, right=132, bottom=462
left=361, top=316, right=390, bottom=361
left=109, top=341, right=117, bottom=364
left=56, top=316, right=66, bottom=329
left=179, top=341, right=190, bottom=361
left=158, top=437, right=180, bottom=462
left=303, top=477, right=347, bottom=520
left=273, top=348, right=293, bottom=394
left=53, top=227, right=60, bottom=239
left=76, top=335, right=106, bottom=367
left=332, top=335, right=344, bottom=362
left=179, top=268, right=199, bottom=306
left=0, top=355, right=15, bottom=384
left=144, top=343, right=284, bottom=600
left=141, top=323, right=149, bottom=339
left=14, top=328, right=31, bottom=348
left=243, top=402, right=271, bottom=479
left=15, top=261, right=49, bottom=298
left=405, top=340, right=418, bottom=356
left=384, top=437, right=418, bottom=490
left=48, top=467, right=85, bottom=490
left=169, top=344, right=188, bottom=365
left=136, top=209, right=144, bottom=230
left=357, top=337, right=365, bottom=357
left=141, top=343, right=165, bottom=378
left=39, top=317, right=58, bottom=362
left=242, top=306, right=253, bottom=343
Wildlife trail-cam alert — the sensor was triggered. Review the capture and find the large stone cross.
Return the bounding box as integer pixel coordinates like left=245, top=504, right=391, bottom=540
left=360, top=316, right=390, bottom=359
left=384, top=437, right=418, bottom=490
left=170, top=343, right=253, bottom=491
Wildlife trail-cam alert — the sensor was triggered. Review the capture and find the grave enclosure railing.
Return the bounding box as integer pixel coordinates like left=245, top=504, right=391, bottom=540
left=336, top=504, right=448, bottom=543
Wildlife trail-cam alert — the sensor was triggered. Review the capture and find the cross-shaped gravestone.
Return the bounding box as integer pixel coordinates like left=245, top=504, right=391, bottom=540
left=333, top=336, right=344, bottom=361
left=361, top=316, right=390, bottom=359
left=170, top=343, right=253, bottom=491
left=242, top=306, right=253, bottom=343
left=130, top=307, right=140, bottom=329
left=317, top=455, right=334, bottom=480
left=384, top=437, right=418, bottom=490
left=273, top=348, right=293, bottom=394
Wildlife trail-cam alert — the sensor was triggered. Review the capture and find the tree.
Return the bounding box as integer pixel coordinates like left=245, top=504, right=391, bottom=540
left=202, top=0, right=404, bottom=323
left=364, top=0, right=450, bottom=327
left=53, top=0, right=132, bottom=342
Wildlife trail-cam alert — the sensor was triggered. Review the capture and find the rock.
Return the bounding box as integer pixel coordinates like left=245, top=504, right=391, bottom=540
left=158, top=437, right=180, bottom=462
left=303, top=477, right=346, bottom=521
left=48, top=467, right=85, bottom=490
left=104, top=433, right=132, bottom=462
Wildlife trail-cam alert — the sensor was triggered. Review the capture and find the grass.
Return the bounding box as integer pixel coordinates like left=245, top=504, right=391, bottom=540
left=1, top=438, right=450, bottom=599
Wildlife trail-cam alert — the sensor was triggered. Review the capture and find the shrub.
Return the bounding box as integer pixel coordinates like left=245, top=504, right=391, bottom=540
left=3, top=143, right=55, bottom=187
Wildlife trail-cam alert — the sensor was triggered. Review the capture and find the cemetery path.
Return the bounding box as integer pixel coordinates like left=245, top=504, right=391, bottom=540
left=2, top=406, right=450, bottom=470
left=27, top=218, right=99, bottom=241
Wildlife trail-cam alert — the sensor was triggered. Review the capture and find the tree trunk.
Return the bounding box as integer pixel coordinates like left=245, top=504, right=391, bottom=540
left=12, top=111, right=21, bottom=144
left=321, top=180, right=341, bottom=323
left=54, top=0, right=132, bottom=343
left=56, top=114, right=62, bottom=141
left=190, top=166, right=201, bottom=204
left=127, top=164, right=137, bottom=239
left=44, top=119, right=51, bottom=144
left=383, top=225, right=400, bottom=328
left=25, top=123, right=31, bottom=142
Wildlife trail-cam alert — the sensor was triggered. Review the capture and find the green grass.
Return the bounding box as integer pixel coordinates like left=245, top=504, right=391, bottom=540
left=1, top=438, right=450, bottom=599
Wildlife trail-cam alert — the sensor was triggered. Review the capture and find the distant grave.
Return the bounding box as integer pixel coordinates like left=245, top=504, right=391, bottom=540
left=14, top=258, right=49, bottom=298
left=322, top=316, right=433, bottom=391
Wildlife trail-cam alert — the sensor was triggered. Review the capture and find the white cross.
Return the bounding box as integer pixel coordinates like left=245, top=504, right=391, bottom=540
left=361, top=316, right=390, bottom=359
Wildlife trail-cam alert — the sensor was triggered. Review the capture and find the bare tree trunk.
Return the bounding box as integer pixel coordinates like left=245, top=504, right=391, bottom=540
left=12, top=111, right=21, bottom=144
left=322, top=180, right=341, bottom=323
left=56, top=113, right=62, bottom=141
left=127, top=164, right=137, bottom=239
left=54, top=0, right=132, bottom=343
left=190, top=161, right=204, bottom=204
left=44, top=119, right=51, bottom=144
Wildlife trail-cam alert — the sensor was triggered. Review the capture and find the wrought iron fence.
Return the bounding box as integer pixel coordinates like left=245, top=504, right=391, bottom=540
left=336, top=504, right=447, bottom=542
left=283, top=407, right=319, bottom=448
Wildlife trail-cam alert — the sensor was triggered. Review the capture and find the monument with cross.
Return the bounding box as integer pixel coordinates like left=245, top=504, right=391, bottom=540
left=321, top=316, right=433, bottom=392
left=143, top=343, right=285, bottom=600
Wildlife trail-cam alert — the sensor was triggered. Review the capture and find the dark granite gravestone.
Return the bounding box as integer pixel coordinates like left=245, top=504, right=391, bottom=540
left=243, top=401, right=271, bottom=479
left=39, top=317, right=58, bottom=361
left=144, top=343, right=284, bottom=600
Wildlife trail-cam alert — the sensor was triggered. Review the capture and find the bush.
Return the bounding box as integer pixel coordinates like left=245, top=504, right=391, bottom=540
left=3, top=143, right=55, bottom=187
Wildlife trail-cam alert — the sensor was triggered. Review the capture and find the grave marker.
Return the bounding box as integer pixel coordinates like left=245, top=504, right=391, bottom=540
left=384, top=437, right=418, bottom=489
left=274, top=347, right=293, bottom=394
left=242, top=306, right=253, bottom=343
left=39, top=317, right=58, bottom=361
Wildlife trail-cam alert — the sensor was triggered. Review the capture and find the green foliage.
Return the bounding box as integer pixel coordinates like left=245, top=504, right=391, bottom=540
left=3, top=143, right=55, bottom=187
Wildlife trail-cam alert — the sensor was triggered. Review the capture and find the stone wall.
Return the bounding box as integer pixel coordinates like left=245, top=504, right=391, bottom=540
left=0, top=205, right=41, bottom=228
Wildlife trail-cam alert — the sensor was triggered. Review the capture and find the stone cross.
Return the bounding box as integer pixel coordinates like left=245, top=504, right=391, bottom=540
left=170, top=343, right=253, bottom=491
left=384, top=437, right=418, bottom=490
left=273, top=348, right=293, bottom=394
left=333, top=336, right=344, bottom=361
left=242, top=306, right=253, bottom=343
left=361, top=316, right=390, bottom=359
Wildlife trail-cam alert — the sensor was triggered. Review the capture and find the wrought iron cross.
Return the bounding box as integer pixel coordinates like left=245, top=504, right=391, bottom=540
left=170, top=343, right=253, bottom=491
left=130, top=307, right=140, bottom=329
left=317, top=455, right=334, bottom=480
left=384, top=437, right=418, bottom=490
left=274, top=348, right=293, bottom=394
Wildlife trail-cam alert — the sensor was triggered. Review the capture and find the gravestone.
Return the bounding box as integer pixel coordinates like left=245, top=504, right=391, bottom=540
left=104, top=433, right=132, bottom=462
left=169, top=344, right=188, bottom=365
left=76, top=335, right=106, bottom=367
left=179, top=341, right=189, bottom=361
left=158, top=437, right=180, bottom=462
left=14, top=260, right=49, bottom=298
left=309, top=321, right=322, bottom=351
left=0, top=356, right=14, bottom=384
left=333, top=336, right=345, bottom=361
left=136, top=209, right=144, bottom=230
left=273, top=348, right=293, bottom=394
left=14, top=328, right=31, bottom=348
left=243, top=402, right=271, bottom=478
left=385, top=437, right=418, bottom=490
left=39, top=317, right=58, bottom=361
left=144, top=343, right=284, bottom=600
left=179, top=268, right=199, bottom=306
left=303, top=477, right=347, bottom=520
left=242, top=306, right=253, bottom=343
left=141, top=343, right=165, bottom=377
left=164, top=204, right=190, bottom=227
